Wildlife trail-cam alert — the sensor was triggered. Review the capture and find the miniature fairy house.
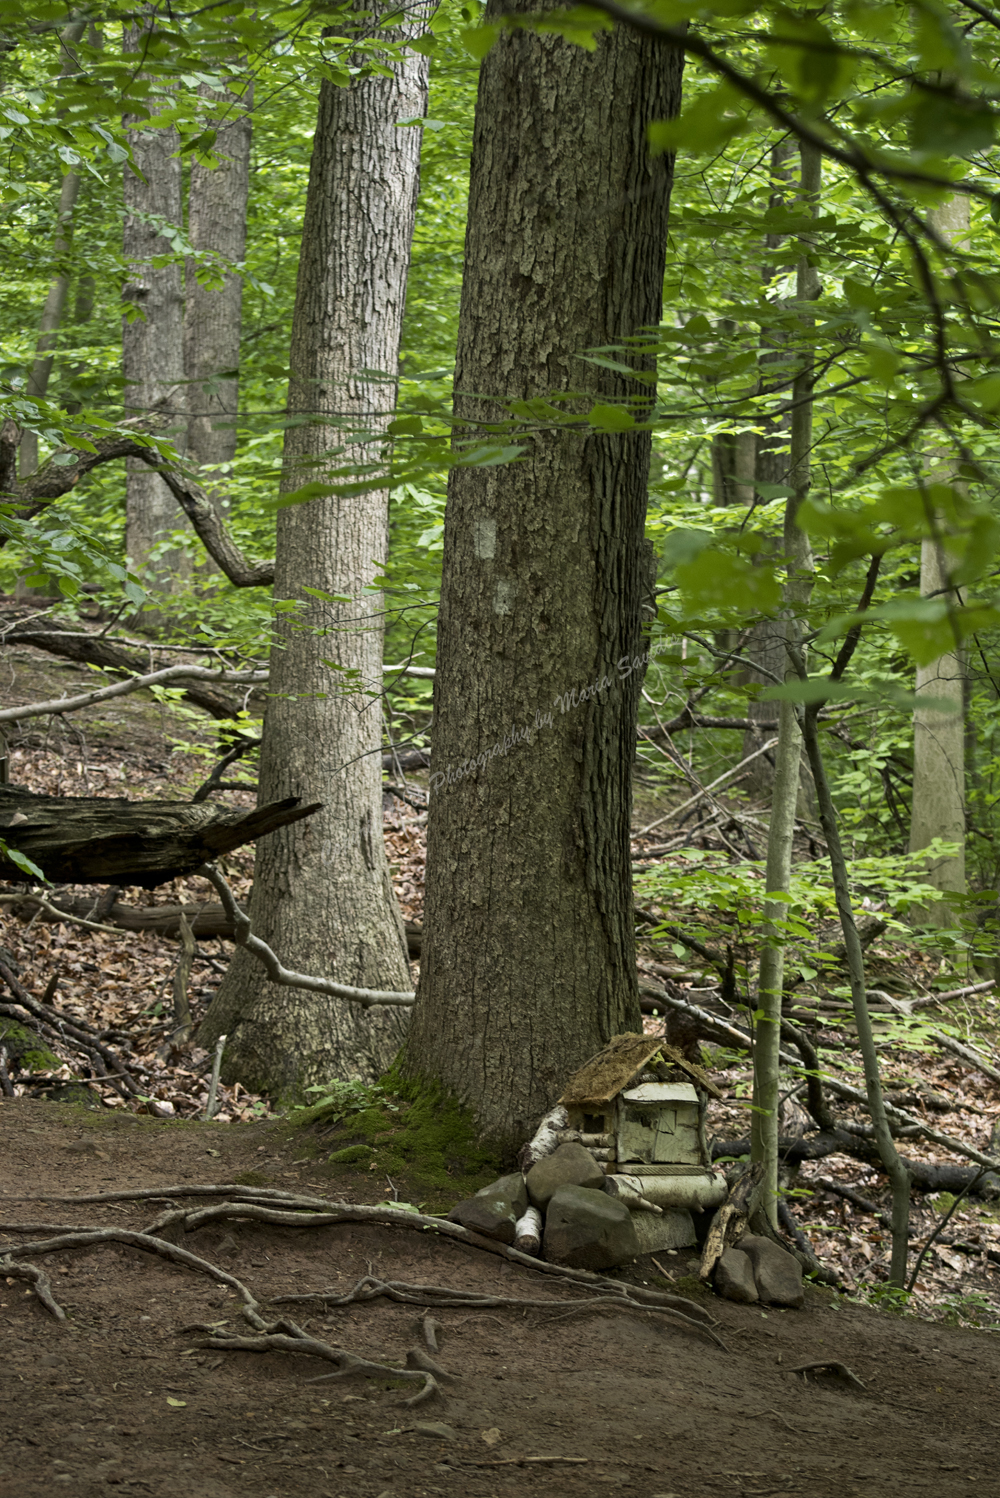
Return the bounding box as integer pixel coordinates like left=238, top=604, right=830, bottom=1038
left=558, top=1033, right=713, bottom=1173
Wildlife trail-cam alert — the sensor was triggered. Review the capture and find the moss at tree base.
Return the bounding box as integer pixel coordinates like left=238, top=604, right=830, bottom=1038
left=295, top=1059, right=502, bottom=1211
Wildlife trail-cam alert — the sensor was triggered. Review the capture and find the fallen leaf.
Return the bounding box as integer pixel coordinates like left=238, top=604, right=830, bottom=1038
left=166, top=1398, right=187, bottom=1407
left=481, top=1427, right=502, bottom=1445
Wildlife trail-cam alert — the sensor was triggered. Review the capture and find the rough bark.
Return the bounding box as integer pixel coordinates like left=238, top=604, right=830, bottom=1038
left=199, top=15, right=431, bottom=1094
left=185, top=77, right=252, bottom=483
left=0, top=786, right=319, bottom=887
left=402, top=2, right=684, bottom=1152
left=123, top=16, right=188, bottom=593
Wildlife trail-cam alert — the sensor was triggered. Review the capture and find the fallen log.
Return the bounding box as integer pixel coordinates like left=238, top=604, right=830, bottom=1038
left=0, top=787, right=322, bottom=887
left=8, top=892, right=424, bottom=958
left=2, top=615, right=243, bottom=723
left=711, top=1133, right=1000, bottom=1198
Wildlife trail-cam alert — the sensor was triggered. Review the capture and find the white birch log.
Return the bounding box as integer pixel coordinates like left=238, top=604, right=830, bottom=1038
left=513, top=1205, right=543, bottom=1254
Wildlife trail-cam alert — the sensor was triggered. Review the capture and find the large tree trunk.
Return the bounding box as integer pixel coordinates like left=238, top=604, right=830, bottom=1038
left=401, top=2, right=683, bottom=1153
left=123, top=17, right=188, bottom=595
left=199, top=18, right=430, bottom=1095
left=185, top=78, right=252, bottom=483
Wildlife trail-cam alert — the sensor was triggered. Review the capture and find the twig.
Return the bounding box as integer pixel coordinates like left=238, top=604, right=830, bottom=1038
left=912, top=978, right=995, bottom=1008
left=204, top=1032, right=226, bottom=1120
left=0, top=662, right=269, bottom=726
left=169, top=912, right=195, bottom=1046
left=786, top=1360, right=866, bottom=1391
left=930, top=1030, right=1000, bottom=1087
left=638, top=737, right=779, bottom=836
left=906, top=1167, right=988, bottom=1294
left=198, top=862, right=416, bottom=1007
left=11, top=893, right=122, bottom=937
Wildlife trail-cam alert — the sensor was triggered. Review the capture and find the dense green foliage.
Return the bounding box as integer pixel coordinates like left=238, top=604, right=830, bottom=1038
left=3, top=0, right=1000, bottom=948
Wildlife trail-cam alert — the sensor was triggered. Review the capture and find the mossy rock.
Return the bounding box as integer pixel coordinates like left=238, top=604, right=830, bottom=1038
left=3, top=1020, right=61, bottom=1074
left=329, top=1144, right=376, bottom=1165
left=231, top=1170, right=273, bottom=1187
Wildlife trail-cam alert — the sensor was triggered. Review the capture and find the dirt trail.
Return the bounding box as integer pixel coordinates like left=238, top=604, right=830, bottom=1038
left=0, top=1099, right=997, bottom=1498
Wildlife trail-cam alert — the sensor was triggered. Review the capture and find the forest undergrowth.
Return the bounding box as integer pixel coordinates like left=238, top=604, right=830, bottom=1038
left=2, top=632, right=1000, bottom=1336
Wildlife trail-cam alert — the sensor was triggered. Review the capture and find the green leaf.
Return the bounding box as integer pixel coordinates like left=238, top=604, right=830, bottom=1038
left=387, top=415, right=423, bottom=436
left=587, top=403, right=635, bottom=432
left=0, top=839, right=47, bottom=882
left=461, top=24, right=498, bottom=59
left=675, top=549, right=782, bottom=616
left=166, top=1398, right=186, bottom=1408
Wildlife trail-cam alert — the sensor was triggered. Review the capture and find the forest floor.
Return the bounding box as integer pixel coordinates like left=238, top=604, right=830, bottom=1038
left=3, top=1094, right=1000, bottom=1498
left=3, top=616, right=1000, bottom=1494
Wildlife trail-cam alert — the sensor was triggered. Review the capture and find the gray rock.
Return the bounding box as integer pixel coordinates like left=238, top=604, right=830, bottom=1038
left=448, top=1194, right=517, bottom=1243
left=476, top=1171, right=528, bottom=1219
left=543, top=1184, right=641, bottom=1270
left=526, top=1141, right=605, bottom=1209
left=737, top=1233, right=804, bottom=1308
left=412, top=1421, right=458, bottom=1441
left=714, top=1246, right=758, bottom=1304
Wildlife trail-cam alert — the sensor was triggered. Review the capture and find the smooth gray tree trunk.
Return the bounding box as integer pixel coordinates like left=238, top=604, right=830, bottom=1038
left=19, top=16, right=87, bottom=482
left=402, top=0, right=684, bottom=1153
left=909, top=200, right=968, bottom=917
left=123, top=17, right=188, bottom=594
left=185, top=78, right=252, bottom=483
left=200, top=21, right=430, bottom=1095
left=751, top=141, right=820, bottom=1224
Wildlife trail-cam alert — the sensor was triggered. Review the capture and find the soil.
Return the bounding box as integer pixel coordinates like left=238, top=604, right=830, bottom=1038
left=2, top=1098, right=999, bottom=1498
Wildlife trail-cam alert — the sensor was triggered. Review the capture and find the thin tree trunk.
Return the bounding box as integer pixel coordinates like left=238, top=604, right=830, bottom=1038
left=185, top=77, right=252, bottom=485
left=740, top=138, right=797, bottom=799
left=800, top=699, right=911, bottom=1286
left=18, top=15, right=87, bottom=483
left=123, top=15, right=187, bottom=595
left=199, top=15, right=431, bottom=1095
left=751, top=140, right=820, bottom=1224
left=402, top=1, right=684, bottom=1153
left=909, top=199, right=968, bottom=919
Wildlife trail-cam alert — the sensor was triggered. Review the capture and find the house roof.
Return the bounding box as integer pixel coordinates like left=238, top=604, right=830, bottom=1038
left=559, top=1033, right=665, bottom=1106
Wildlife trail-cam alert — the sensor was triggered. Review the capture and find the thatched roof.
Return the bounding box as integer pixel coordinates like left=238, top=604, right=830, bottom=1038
left=559, top=1033, right=664, bottom=1106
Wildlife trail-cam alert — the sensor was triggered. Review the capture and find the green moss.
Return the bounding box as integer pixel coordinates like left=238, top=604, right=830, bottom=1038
left=304, top=1061, right=502, bottom=1211
left=2, top=1020, right=61, bottom=1073
left=231, top=1170, right=273, bottom=1186
left=328, top=1145, right=375, bottom=1165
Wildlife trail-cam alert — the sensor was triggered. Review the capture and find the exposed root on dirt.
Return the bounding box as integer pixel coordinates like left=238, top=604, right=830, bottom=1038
left=0, top=1180, right=726, bottom=1429
left=0, top=1254, right=66, bottom=1319
left=6, top=1182, right=721, bottom=1325
left=787, top=1359, right=867, bottom=1390
left=274, top=1271, right=729, bottom=1349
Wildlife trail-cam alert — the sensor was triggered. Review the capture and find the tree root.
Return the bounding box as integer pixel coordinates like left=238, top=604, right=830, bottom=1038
left=274, top=1272, right=727, bottom=1350
left=7, top=1183, right=718, bottom=1325
left=0, top=1255, right=65, bottom=1320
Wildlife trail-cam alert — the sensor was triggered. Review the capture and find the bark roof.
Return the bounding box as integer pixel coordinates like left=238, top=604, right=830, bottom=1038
left=559, top=1033, right=665, bottom=1106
